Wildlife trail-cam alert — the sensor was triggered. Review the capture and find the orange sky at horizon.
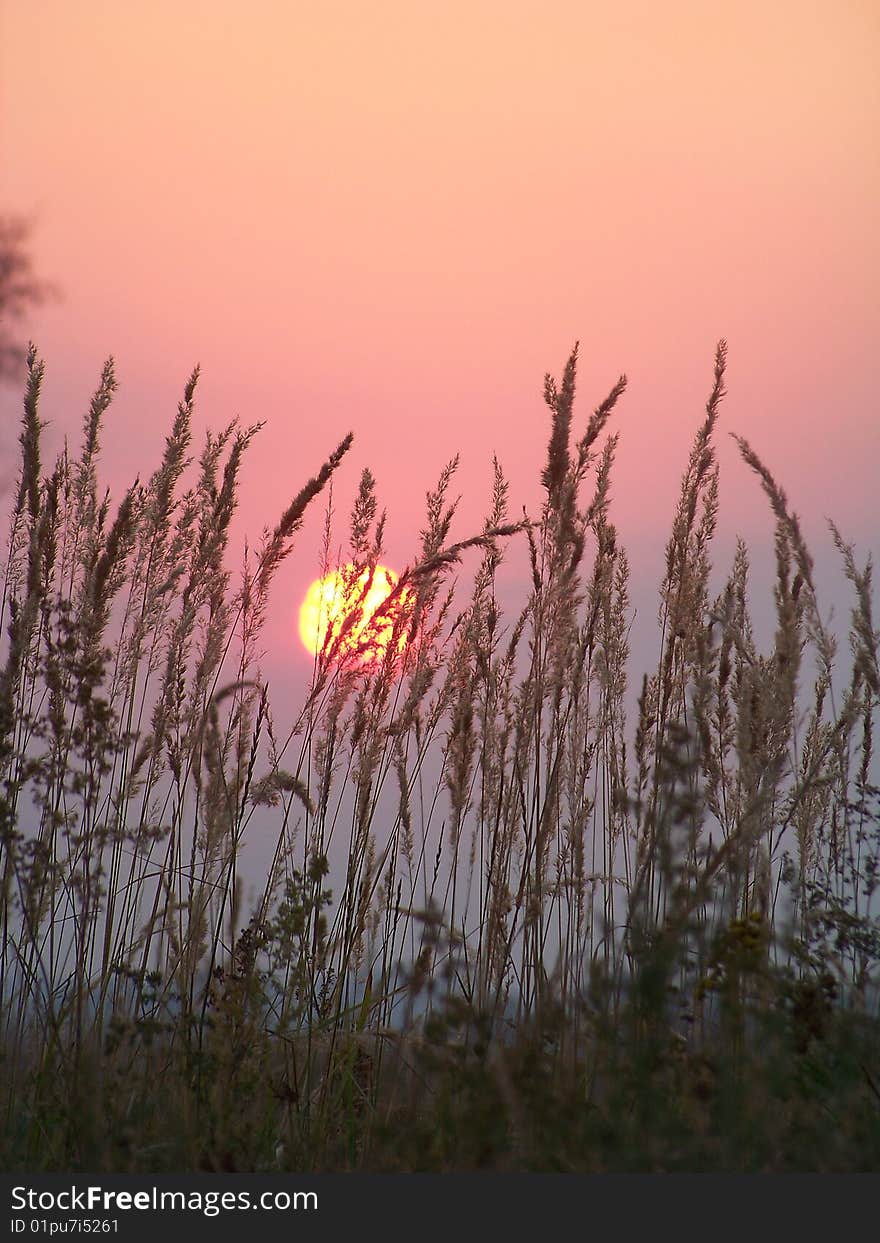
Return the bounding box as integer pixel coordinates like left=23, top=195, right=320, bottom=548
left=1, top=1, right=878, bottom=670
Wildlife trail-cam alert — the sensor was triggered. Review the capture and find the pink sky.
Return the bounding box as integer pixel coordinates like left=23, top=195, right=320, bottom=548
left=1, top=0, right=877, bottom=670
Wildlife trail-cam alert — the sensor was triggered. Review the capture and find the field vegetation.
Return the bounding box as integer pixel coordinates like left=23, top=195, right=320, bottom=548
left=1, top=342, right=878, bottom=1170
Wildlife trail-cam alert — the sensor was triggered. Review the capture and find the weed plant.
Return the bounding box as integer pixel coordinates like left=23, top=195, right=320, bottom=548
left=1, top=342, right=878, bottom=1171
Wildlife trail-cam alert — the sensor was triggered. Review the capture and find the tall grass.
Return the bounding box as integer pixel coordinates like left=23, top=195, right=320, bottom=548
left=1, top=342, right=878, bottom=1171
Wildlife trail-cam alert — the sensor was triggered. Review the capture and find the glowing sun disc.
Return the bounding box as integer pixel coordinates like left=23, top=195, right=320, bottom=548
left=298, top=563, right=408, bottom=663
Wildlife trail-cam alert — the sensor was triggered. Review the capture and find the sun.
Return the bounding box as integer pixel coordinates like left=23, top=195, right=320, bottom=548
left=298, top=563, right=410, bottom=663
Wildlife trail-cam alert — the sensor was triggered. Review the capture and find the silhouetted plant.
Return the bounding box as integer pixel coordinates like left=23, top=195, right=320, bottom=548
left=1, top=343, right=877, bottom=1171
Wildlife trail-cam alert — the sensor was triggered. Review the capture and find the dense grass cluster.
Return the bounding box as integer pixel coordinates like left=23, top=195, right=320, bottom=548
left=1, top=342, right=878, bottom=1171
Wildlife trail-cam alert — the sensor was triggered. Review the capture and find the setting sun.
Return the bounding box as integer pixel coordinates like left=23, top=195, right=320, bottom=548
left=298, top=563, right=409, bottom=663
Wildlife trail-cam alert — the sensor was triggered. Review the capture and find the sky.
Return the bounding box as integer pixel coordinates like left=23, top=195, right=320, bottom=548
left=1, top=0, right=878, bottom=686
